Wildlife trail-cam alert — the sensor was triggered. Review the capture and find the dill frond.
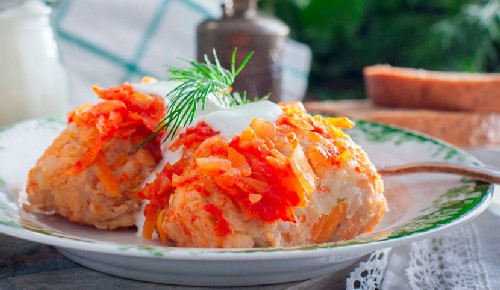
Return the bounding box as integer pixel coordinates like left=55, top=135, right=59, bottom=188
left=155, top=48, right=253, bottom=141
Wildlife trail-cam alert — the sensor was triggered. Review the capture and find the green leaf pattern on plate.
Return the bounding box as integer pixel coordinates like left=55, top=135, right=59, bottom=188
left=0, top=124, right=15, bottom=133
left=21, top=218, right=95, bottom=243
left=0, top=193, right=22, bottom=229
left=119, top=245, right=169, bottom=257
left=350, top=120, right=465, bottom=162
left=384, top=179, right=489, bottom=239
left=37, top=116, right=66, bottom=130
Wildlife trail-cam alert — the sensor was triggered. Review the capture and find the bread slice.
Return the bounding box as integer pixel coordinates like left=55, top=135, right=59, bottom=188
left=364, top=65, right=500, bottom=112
left=305, top=99, right=500, bottom=148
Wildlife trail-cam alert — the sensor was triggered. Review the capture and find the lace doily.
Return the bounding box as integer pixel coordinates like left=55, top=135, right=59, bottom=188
left=406, top=224, right=490, bottom=290
left=346, top=248, right=391, bottom=289
left=346, top=223, right=490, bottom=290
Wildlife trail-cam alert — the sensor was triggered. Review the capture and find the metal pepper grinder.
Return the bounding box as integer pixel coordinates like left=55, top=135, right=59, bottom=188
left=197, top=0, right=289, bottom=102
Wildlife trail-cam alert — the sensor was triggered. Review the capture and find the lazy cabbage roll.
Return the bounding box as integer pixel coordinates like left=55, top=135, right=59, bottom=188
left=24, top=82, right=166, bottom=229
left=140, top=101, right=387, bottom=248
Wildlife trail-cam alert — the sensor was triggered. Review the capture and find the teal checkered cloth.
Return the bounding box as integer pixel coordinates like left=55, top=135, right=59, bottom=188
left=51, top=0, right=311, bottom=107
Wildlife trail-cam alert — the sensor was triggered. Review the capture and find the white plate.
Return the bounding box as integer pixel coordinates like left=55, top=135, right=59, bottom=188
left=0, top=118, right=493, bottom=286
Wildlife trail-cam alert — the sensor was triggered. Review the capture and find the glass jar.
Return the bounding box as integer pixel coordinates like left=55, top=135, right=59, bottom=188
left=0, top=0, right=67, bottom=126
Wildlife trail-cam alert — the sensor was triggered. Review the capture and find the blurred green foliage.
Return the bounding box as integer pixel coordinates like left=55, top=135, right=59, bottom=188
left=259, top=0, right=500, bottom=100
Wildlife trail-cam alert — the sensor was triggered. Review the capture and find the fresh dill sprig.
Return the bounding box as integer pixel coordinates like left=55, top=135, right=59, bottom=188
left=137, top=49, right=253, bottom=147
left=150, top=48, right=253, bottom=143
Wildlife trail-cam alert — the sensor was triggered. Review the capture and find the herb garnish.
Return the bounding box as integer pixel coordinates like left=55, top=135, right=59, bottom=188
left=143, top=49, right=254, bottom=145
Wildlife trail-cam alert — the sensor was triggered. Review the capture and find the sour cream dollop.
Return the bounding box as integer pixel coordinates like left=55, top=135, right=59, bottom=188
left=132, top=80, right=283, bottom=143
left=192, top=100, right=283, bottom=141
left=155, top=100, right=283, bottom=168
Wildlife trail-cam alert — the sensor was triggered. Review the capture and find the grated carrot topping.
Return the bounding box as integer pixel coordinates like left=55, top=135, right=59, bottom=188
left=227, top=147, right=251, bottom=176
left=290, top=139, right=317, bottom=197
left=248, top=193, right=262, bottom=204
left=156, top=209, right=169, bottom=245
left=325, top=116, right=355, bottom=129
left=140, top=101, right=359, bottom=240
left=142, top=218, right=156, bottom=240
left=66, top=83, right=165, bottom=175
left=94, top=152, right=121, bottom=197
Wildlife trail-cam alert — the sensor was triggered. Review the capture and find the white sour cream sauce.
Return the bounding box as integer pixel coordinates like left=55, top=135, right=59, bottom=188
left=191, top=101, right=283, bottom=141
left=131, top=82, right=283, bottom=234
left=131, top=81, right=283, bottom=151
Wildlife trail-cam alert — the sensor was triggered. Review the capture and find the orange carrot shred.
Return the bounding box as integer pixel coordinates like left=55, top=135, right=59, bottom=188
left=228, top=147, right=251, bottom=176
left=94, top=152, right=121, bottom=197
left=156, top=209, right=169, bottom=245
left=142, top=218, right=156, bottom=240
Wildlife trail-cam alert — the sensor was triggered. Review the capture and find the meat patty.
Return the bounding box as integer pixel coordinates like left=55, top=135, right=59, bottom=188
left=24, top=82, right=166, bottom=229
left=140, top=102, right=386, bottom=247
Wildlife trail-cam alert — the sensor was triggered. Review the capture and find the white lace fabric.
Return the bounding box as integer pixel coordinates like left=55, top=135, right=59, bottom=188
left=346, top=222, right=491, bottom=290
left=406, top=224, right=490, bottom=290
left=346, top=248, right=391, bottom=289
